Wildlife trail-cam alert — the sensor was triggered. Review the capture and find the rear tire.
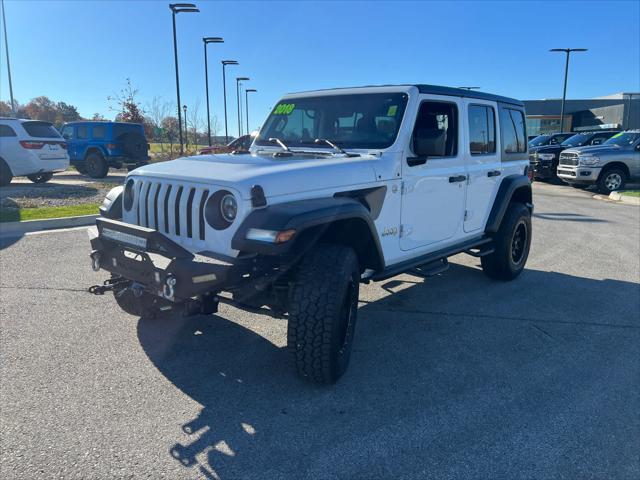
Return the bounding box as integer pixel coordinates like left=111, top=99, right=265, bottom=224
left=86, top=152, right=109, bottom=178
left=287, top=245, right=360, bottom=384
left=27, top=172, right=54, bottom=184
left=481, top=203, right=531, bottom=281
left=0, top=160, right=13, bottom=187
left=597, top=167, right=626, bottom=194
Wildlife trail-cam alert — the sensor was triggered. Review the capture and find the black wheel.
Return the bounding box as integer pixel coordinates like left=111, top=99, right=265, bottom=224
left=481, top=203, right=531, bottom=281
left=597, top=167, right=626, bottom=194
left=112, top=279, right=162, bottom=318
left=26, top=172, right=54, bottom=184
left=85, top=152, right=109, bottom=178
left=0, top=160, right=13, bottom=187
left=287, top=245, right=360, bottom=384
left=75, top=164, right=88, bottom=175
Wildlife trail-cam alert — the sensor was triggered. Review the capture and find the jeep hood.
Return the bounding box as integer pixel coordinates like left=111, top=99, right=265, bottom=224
left=132, top=152, right=380, bottom=199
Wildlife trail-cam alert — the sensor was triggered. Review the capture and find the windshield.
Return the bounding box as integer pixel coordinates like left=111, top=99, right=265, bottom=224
left=255, top=93, right=409, bottom=150
left=529, top=135, right=550, bottom=147
left=604, top=131, right=640, bottom=147
left=561, top=133, right=590, bottom=147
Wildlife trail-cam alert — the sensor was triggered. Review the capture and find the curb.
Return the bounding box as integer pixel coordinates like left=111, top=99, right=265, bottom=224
left=609, top=192, right=640, bottom=205
left=0, top=214, right=99, bottom=237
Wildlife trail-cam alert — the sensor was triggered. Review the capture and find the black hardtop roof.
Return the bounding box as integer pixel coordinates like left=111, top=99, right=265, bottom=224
left=64, top=120, right=143, bottom=126
left=288, top=84, right=524, bottom=107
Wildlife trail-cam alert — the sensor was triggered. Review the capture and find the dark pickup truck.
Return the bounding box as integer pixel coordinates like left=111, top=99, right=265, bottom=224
left=530, top=131, right=618, bottom=181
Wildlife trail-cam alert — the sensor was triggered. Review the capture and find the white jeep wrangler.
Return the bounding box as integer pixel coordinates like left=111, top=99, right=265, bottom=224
left=89, top=85, right=533, bottom=384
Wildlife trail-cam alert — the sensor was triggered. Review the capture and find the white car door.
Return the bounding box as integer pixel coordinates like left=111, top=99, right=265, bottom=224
left=463, top=100, right=502, bottom=232
left=0, top=123, right=23, bottom=174
left=400, top=96, right=467, bottom=251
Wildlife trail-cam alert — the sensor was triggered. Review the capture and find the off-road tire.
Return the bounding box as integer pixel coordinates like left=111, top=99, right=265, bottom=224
left=597, top=167, right=627, bottom=194
left=86, top=152, right=109, bottom=178
left=0, top=160, right=13, bottom=187
left=27, top=172, right=54, bottom=184
left=481, top=202, right=531, bottom=281
left=287, top=245, right=360, bottom=384
left=112, top=278, right=161, bottom=318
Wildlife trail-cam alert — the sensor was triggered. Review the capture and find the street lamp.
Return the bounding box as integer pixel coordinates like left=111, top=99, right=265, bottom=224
left=1, top=0, right=16, bottom=116
left=236, top=77, right=249, bottom=137
left=549, top=48, right=588, bottom=132
left=245, top=89, right=257, bottom=134
left=170, top=3, right=199, bottom=155
left=182, top=104, right=188, bottom=151
left=203, top=37, right=223, bottom=146
left=221, top=60, right=238, bottom=143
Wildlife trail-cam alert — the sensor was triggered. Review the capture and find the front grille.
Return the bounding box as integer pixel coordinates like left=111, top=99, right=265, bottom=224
left=559, top=152, right=579, bottom=166
left=132, top=179, right=210, bottom=244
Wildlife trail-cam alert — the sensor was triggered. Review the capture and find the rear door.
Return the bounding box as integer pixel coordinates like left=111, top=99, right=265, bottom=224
left=0, top=123, right=22, bottom=172
left=463, top=101, right=501, bottom=232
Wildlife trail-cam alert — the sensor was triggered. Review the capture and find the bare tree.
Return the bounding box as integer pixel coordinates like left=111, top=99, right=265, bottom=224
left=186, top=100, right=204, bottom=152
left=145, top=96, right=172, bottom=152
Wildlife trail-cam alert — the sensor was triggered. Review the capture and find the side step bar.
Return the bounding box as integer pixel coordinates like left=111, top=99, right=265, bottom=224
left=410, top=258, right=449, bottom=278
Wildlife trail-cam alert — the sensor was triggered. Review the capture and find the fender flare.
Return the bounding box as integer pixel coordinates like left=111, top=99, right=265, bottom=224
left=232, top=196, right=385, bottom=269
left=485, top=174, right=533, bottom=233
left=100, top=185, right=124, bottom=220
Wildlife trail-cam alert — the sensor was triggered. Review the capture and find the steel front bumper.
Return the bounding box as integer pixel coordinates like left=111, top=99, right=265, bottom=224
left=557, top=165, right=601, bottom=184
left=89, top=218, right=253, bottom=301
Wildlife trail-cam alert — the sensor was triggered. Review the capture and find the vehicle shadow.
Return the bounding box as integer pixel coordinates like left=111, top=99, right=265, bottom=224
left=533, top=212, right=608, bottom=223
left=137, top=263, right=640, bottom=479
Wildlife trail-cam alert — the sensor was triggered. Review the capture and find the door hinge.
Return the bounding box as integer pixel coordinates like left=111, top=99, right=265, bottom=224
left=400, top=181, right=413, bottom=195
left=464, top=210, right=469, bottom=221
left=400, top=224, right=412, bottom=237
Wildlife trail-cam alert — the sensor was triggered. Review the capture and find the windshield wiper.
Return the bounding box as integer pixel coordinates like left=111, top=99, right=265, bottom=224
left=268, top=137, right=290, bottom=151
left=308, top=138, right=360, bottom=157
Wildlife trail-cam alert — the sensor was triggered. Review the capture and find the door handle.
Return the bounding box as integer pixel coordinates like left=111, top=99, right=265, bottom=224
left=449, top=175, right=467, bottom=183
left=487, top=170, right=501, bottom=177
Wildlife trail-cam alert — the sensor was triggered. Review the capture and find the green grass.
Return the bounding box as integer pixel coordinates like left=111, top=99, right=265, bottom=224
left=0, top=203, right=100, bottom=223
left=149, top=142, right=206, bottom=155
left=620, top=190, right=640, bottom=197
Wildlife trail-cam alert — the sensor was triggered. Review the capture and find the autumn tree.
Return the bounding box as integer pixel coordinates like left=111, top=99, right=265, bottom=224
left=108, top=78, right=144, bottom=124
left=161, top=116, right=180, bottom=154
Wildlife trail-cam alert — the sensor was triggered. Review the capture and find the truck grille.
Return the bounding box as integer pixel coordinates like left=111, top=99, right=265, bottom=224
left=559, top=152, right=579, bottom=166
left=132, top=179, right=210, bottom=246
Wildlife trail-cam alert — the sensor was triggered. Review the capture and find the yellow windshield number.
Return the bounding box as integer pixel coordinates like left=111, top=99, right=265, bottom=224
left=274, top=103, right=296, bottom=115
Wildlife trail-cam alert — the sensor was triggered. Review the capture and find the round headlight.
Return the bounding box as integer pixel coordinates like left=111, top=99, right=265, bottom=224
left=123, top=179, right=135, bottom=211
left=220, top=194, right=237, bottom=222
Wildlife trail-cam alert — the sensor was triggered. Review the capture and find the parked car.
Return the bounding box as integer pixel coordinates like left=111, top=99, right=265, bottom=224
left=0, top=118, right=69, bottom=186
left=89, top=84, right=532, bottom=384
left=557, top=130, right=640, bottom=193
left=199, top=133, right=256, bottom=155
left=528, top=132, right=575, bottom=149
left=60, top=121, right=149, bottom=178
left=530, top=130, right=618, bottom=182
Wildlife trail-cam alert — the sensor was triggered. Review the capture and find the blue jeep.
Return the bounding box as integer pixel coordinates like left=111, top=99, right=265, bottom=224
left=60, top=121, right=149, bottom=178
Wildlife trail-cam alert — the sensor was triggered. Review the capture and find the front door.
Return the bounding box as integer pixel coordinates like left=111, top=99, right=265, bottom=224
left=463, top=100, right=502, bottom=232
left=400, top=97, right=467, bottom=251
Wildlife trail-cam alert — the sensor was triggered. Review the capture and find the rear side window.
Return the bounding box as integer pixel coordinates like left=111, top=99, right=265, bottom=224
left=500, top=108, right=526, bottom=154
left=92, top=125, right=106, bottom=139
left=0, top=124, right=17, bottom=137
left=468, top=105, right=496, bottom=155
left=60, top=126, right=73, bottom=139
left=22, top=121, right=61, bottom=138
left=76, top=126, right=88, bottom=139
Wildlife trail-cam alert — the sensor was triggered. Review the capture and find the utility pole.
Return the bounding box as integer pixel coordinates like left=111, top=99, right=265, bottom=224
left=550, top=48, right=588, bottom=132
left=1, top=0, right=16, bottom=116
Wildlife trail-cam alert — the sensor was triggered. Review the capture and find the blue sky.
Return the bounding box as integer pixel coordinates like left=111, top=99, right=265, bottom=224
left=2, top=0, right=639, bottom=135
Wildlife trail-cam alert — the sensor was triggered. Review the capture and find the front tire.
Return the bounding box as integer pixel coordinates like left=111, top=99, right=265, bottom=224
left=27, top=172, right=54, bottom=184
left=597, top=167, right=626, bottom=194
left=287, top=245, right=360, bottom=384
left=85, top=152, right=109, bottom=178
left=482, top=203, right=532, bottom=281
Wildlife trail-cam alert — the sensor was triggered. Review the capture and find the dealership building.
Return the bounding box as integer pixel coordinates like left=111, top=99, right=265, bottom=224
left=523, top=93, right=639, bottom=137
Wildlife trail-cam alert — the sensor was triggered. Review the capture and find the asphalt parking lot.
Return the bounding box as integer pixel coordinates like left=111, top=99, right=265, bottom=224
left=1, top=182, right=639, bottom=480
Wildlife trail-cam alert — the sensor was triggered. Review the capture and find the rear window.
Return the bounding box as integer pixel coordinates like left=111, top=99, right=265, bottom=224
left=22, top=121, right=61, bottom=138
left=0, top=124, right=17, bottom=137
left=113, top=123, right=144, bottom=139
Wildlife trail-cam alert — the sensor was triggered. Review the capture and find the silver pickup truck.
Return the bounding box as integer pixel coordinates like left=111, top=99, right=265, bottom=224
left=557, top=130, right=640, bottom=193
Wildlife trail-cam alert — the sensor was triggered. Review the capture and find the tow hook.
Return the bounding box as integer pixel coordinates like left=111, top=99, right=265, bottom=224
left=163, top=275, right=177, bottom=299
left=88, top=276, right=130, bottom=295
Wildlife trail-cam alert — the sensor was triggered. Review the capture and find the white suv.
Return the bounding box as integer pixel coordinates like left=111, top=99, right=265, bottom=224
left=0, top=118, right=70, bottom=186
left=89, top=85, right=533, bottom=384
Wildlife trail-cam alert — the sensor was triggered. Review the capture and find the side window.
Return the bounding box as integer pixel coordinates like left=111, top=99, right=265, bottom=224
left=92, top=125, right=106, bottom=139
left=468, top=105, right=496, bottom=155
left=76, top=126, right=88, bottom=140
left=412, top=101, right=458, bottom=158
left=500, top=108, right=526, bottom=154
left=0, top=124, right=17, bottom=137
left=60, top=126, right=73, bottom=140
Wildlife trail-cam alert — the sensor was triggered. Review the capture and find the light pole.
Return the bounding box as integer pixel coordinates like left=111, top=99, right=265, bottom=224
left=550, top=48, right=587, bottom=132
left=221, top=60, right=238, bottom=143
left=245, top=89, right=257, bottom=134
left=203, top=37, right=223, bottom=146
left=183, top=104, right=188, bottom=151
left=170, top=3, right=199, bottom=155
left=1, top=0, right=15, bottom=116
left=236, top=77, right=249, bottom=137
